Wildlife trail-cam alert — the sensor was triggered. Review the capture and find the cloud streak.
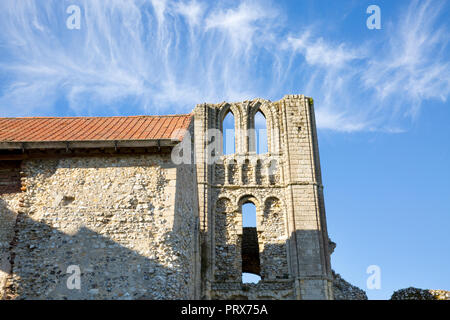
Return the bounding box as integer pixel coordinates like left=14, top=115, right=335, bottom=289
left=0, top=0, right=448, bottom=133
left=363, top=0, right=450, bottom=118
left=284, top=0, right=450, bottom=132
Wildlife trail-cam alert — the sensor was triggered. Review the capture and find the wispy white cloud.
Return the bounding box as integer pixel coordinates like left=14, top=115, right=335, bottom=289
left=362, top=0, right=450, bottom=118
left=0, top=0, right=282, bottom=116
left=285, top=32, right=364, bottom=69
left=284, top=0, right=450, bottom=132
left=151, top=0, right=168, bottom=25
left=205, top=1, right=279, bottom=52
left=0, top=0, right=448, bottom=133
left=174, top=0, right=205, bottom=27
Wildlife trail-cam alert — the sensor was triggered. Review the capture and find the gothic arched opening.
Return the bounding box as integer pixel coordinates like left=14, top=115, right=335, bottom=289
left=253, top=111, right=268, bottom=154
left=222, top=111, right=235, bottom=155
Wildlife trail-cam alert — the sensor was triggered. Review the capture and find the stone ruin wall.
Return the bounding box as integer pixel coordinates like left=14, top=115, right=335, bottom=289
left=0, top=94, right=344, bottom=300
left=210, top=187, right=294, bottom=300
left=0, top=161, right=22, bottom=298
left=0, top=153, right=200, bottom=300
left=195, top=95, right=334, bottom=300
left=391, top=287, right=450, bottom=300
left=209, top=156, right=295, bottom=300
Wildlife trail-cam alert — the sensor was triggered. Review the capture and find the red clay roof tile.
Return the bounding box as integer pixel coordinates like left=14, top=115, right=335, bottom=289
left=0, top=114, right=192, bottom=142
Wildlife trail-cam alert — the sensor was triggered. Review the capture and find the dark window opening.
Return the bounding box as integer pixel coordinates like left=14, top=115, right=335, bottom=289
left=241, top=202, right=261, bottom=283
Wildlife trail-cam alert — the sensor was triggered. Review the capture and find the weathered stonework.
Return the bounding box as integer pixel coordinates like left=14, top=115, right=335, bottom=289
left=259, top=197, right=289, bottom=281
left=1, top=154, right=200, bottom=299
left=332, top=271, right=368, bottom=300
left=1, top=94, right=340, bottom=300
left=0, top=193, right=20, bottom=299
left=211, top=280, right=295, bottom=300
left=391, top=287, right=450, bottom=300
left=194, top=95, right=334, bottom=300
left=214, top=197, right=240, bottom=282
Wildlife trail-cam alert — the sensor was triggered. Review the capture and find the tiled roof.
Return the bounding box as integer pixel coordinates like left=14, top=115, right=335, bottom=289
left=0, top=114, right=192, bottom=143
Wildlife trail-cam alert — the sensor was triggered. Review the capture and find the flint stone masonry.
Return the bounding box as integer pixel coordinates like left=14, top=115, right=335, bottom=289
left=194, top=95, right=335, bottom=300
left=0, top=192, right=20, bottom=298
left=0, top=94, right=364, bottom=300
left=1, top=155, right=200, bottom=299
left=332, top=271, right=368, bottom=300
left=211, top=280, right=295, bottom=300
left=391, top=287, right=450, bottom=300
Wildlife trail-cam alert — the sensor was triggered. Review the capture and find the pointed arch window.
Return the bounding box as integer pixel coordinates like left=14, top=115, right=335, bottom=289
left=223, top=111, right=235, bottom=155
left=253, top=111, right=268, bottom=154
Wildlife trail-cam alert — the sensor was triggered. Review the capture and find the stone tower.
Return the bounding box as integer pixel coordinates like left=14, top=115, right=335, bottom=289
left=194, top=95, right=334, bottom=300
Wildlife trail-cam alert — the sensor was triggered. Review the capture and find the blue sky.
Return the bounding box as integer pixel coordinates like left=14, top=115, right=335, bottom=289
left=0, top=0, right=449, bottom=299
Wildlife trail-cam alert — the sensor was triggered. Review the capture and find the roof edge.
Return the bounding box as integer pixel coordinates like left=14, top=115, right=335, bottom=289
left=0, top=113, right=193, bottom=120
left=0, top=139, right=180, bottom=151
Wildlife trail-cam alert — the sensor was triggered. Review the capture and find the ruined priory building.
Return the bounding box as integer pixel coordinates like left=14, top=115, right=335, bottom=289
left=0, top=95, right=335, bottom=300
